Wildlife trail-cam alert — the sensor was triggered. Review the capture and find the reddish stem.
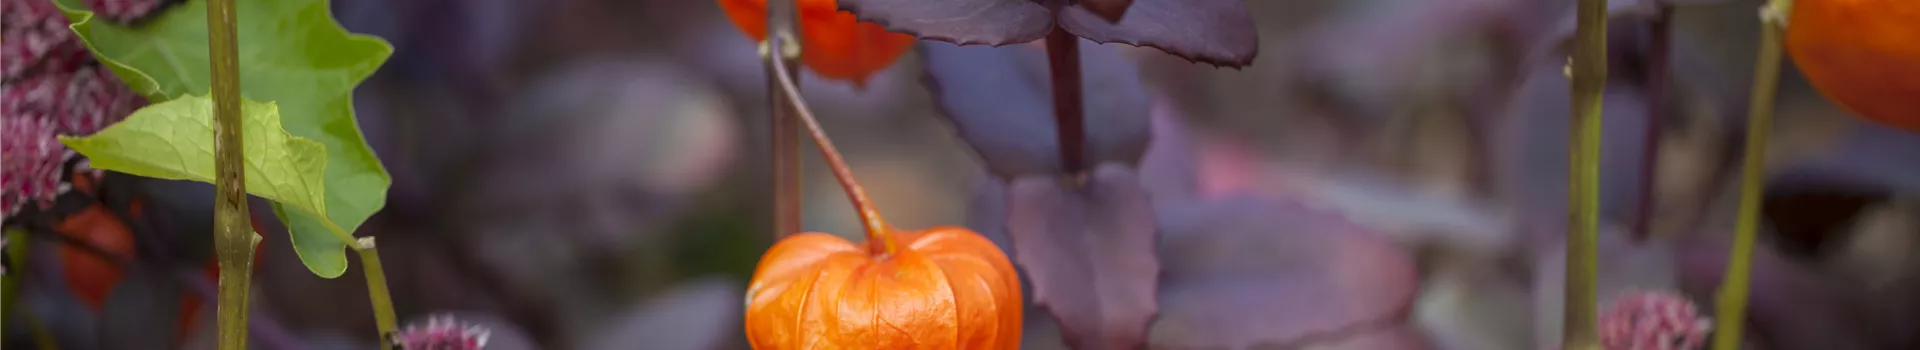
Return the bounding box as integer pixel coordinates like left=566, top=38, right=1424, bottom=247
left=1046, top=28, right=1087, bottom=174
left=766, top=37, right=896, bottom=256
left=766, top=0, right=802, bottom=239
left=1631, top=8, right=1672, bottom=243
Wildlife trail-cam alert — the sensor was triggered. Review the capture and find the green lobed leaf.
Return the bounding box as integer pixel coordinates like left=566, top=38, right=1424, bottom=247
left=59, top=96, right=347, bottom=272
left=56, top=0, right=394, bottom=278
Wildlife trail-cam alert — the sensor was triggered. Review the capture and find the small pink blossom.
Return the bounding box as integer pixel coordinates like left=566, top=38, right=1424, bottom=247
left=1598, top=290, right=1713, bottom=350
left=2, top=117, right=69, bottom=219
left=392, top=315, right=492, bottom=350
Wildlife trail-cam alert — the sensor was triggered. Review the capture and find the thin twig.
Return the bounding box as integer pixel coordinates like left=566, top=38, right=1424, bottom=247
left=1712, top=1, right=1789, bottom=348
left=766, top=0, right=802, bottom=238
left=1564, top=0, right=1608, bottom=348
left=1046, top=28, right=1087, bottom=175
left=204, top=0, right=257, bottom=347
left=1632, top=8, right=1673, bottom=243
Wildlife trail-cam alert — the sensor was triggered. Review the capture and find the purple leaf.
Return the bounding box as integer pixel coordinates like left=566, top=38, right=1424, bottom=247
left=1004, top=164, right=1159, bottom=349
left=1058, top=0, right=1258, bottom=68
left=1151, top=195, right=1420, bottom=349
left=1076, top=0, right=1134, bottom=23
left=1774, top=121, right=1920, bottom=196
left=920, top=40, right=1152, bottom=178
left=1675, top=234, right=1902, bottom=349
left=838, top=0, right=1055, bottom=46
left=1137, top=100, right=1199, bottom=202
left=1494, top=63, right=1652, bottom=229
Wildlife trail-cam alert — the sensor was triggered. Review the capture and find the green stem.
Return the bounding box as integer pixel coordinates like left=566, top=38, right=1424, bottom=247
left=1564, top=0, right=1606, bottom=348
left=0, top=226, right=28, bottom=348
left=1712, top=1, right=1787, bottom=348
left=358, top=238, right=399, bottom=350
left=205, top=0, right=257, bottom=347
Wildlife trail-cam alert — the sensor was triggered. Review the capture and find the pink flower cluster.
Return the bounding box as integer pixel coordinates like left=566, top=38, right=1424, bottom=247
left=2, top=0, right=159, bottom=220
left=1598, top=290, right=1714, bottom=350
left=391, top=315, right=493, bottom=350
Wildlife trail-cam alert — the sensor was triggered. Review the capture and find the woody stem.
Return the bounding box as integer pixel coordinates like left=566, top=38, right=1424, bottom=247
left=766, top=37, right=895, bottom=255
left=766, top=0, right=802, bottom=239
left=1046, top=28, right=1086, bottom=175
left=206, top=0, right=258, bottom=347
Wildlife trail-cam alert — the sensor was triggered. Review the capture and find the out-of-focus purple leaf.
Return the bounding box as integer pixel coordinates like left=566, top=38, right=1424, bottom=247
left=1004, top=164, right=1159, bottom=349
left=1287, top=171, right=1518, bottom=257
left=1076, top=0, right=1134, bottom=23
left=1773, top=121, right=1920, bottom=196
left=1058, top=0, right=1257, bottom=68
left=1494, top=63, right=1651, bottom=231
left=1675, top=234, right=1901, bottom=349
left=1150, top=195, right=1420, bottom=349
left=100, top=267, right=185, bottom=350
left=920, top=40, right=1151, bottom=178
left=838, top=0, right=1054, bottom=46
left=968, top=172, right=1015, bottom=257
left=1137, top=99, right=1199, bottom=203
left=582, top=277, right=744, bottom=350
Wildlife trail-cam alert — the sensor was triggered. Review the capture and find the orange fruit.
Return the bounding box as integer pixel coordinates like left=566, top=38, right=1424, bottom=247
left=1786, top=0, right=1920, bottom=131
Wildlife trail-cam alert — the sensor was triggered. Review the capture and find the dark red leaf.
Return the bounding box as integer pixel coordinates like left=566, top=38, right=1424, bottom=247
left=1150, top=195, right=1419, bottom=348
left=1076, top=0, right=1134, bottom=23
left=1004, top=164, right=1159, bottom=349
left=919, top=40, right=1151, bottom=178
left=1057, top=0, right=1258, bottom=68
left=838, top=0, right=1055, bottom=46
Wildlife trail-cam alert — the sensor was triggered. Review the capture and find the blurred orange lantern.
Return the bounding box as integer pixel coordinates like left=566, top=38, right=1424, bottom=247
left=718, top=0, right=917, bottom=86
left=1785, top=0, right=1920, bottom=132
left=744, top=227, right=1024, bottom=349
left=740, top=55, right=1023, bottom=347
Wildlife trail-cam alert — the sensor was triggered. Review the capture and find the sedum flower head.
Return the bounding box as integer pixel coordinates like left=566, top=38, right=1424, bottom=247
left=392, top=315, right=492, bottom=350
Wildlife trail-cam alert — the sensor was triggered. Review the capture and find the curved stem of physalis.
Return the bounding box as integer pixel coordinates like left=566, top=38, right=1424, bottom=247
left=765, top=35, right=898, bottom=257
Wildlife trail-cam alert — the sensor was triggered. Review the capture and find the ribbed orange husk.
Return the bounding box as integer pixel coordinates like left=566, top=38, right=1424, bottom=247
left=744, top=227, right=1023, bottom=349
left=1786, top=0, right=1920, bottom=132
left=718, top=0, right=917, bottom=87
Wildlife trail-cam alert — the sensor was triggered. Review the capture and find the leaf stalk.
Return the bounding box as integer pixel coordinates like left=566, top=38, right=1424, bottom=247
left=359, top=238, right=399, bottom=350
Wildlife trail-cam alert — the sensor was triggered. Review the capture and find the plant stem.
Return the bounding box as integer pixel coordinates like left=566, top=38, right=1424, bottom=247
left=1631, top=7, right=1672, bottom=243
left=205, top=0, right=257, bottom=347
left=358, top=238, right=399, bottom=350
left=767, top=42, right=896, bottom=256
left=1712, top=1, right=1787, bottom=348
left=0, top=226, right=28, bottom=348
left=766, top=0, right=802, bottom=238
left=1046, top=28, right=1087, bottom=175
left=1564, top=0, right=1607, bottom=348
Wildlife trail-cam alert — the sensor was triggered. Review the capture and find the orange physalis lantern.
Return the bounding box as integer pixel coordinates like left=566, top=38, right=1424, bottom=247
left=1785, top=0, right=1920, bottom=132
left=742, top=60, right=1023, bottom=349
left=718, top=0, right=918, bottom=86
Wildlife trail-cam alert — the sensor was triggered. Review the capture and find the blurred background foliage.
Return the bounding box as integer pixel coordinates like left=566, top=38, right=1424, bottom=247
left=9, top=0, right=1920, bottom=348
